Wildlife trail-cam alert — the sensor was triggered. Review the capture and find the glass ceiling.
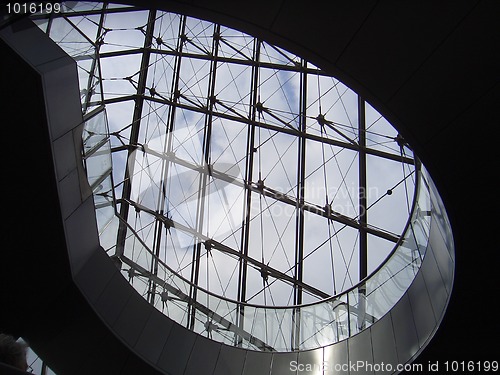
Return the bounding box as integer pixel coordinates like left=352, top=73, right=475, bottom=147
left=31, top=2, right=416, bottom=311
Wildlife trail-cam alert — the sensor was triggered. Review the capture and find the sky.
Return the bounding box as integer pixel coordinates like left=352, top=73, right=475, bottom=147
left=31, top=1, right=421, bottom=351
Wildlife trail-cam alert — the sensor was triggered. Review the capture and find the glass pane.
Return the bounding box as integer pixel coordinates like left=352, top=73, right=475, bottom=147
left=85, top=141, right=112, bottom=188
left=83, top=110, right=108, bottom=154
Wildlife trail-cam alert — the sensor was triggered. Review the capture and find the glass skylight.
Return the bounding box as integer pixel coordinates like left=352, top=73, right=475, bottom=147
left=31, top=1, right=421, bottom=351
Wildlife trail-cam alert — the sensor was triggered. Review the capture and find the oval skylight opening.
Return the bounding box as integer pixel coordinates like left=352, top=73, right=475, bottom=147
left=33, top=3, right=417, bottom=308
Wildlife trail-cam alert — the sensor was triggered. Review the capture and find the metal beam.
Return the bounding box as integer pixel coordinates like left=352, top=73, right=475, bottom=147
left=147, top=13, right=188, bottom=310
left=358, top=96, right=368, bottom=280
left=358, top=96, right=368, bottom=331
left=292, top=59, right=307, bottom=350
left=116, top=198, right=332, bottom=300
left=237, top=38, right=260, bottom=326
left=188, top=22, right=221, bottom=330
left=118, top=142, right=401, bottom=243
left=81, top=6, right=106, bottom=114
left=115, top=9, right=157, bottom=257
left=98, top=46, right=335, bottom=77
left=100, top=94, right=414, bottom=165
left=294, top=59, right=307, bottom=306
left=120, top=255, right=276, bottom=352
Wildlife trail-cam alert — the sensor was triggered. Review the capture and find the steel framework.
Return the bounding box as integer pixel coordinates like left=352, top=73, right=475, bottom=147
left=31, top=2, right=417, bottom=350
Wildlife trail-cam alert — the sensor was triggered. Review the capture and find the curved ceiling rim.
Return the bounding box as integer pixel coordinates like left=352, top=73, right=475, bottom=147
left=75, top=2, right=453, bottom=352
left=1, top=1, right=498, bottom=372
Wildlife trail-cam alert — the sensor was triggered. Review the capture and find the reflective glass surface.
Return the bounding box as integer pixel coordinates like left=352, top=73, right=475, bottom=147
left=31, top=2, right=454, bottom=352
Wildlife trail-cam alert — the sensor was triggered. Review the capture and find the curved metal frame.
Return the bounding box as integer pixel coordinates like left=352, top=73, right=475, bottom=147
left=85, top=128, right=431, bottom=351
left=1, top=4, right=456, bottom=374
left=57, top=3, right=441, bottom=353
left=31, top=2, right=417, bottom=304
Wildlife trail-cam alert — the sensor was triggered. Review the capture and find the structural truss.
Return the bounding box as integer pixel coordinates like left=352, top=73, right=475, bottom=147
left=32, top=2, right=419, bottom=351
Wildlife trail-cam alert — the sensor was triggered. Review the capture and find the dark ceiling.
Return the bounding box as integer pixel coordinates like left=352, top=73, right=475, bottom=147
left=1, top=0, right=498, bottom=373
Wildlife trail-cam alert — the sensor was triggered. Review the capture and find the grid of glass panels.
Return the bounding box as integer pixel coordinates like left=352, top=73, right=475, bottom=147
left=31, top=1, right=422, bottom=351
